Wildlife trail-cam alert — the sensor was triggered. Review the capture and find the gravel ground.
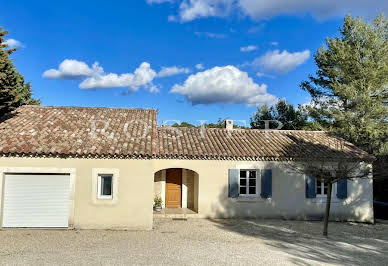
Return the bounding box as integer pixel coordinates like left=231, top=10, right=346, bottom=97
left=0, top=219, right=387, bottom=265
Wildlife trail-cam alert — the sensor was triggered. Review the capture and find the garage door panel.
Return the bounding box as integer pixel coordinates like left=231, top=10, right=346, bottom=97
left=2, top=174, right=70, bottom=228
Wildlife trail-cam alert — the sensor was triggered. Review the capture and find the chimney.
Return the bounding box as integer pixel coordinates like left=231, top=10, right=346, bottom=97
left=225, top=119, right=233, bottom=130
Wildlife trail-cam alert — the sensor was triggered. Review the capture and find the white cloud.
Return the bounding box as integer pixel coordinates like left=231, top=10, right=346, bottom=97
left=43, top=60, right=158, bottom=92
left=179, top=0, right=234, bottom=22
left=253, top=49, right=310, bottom=74
left=170, top=65, right=277, bottom=106
left=157, top=66, right=190, bottom=77
left=238, top=0, right=388, bottom=20
left=195, top=63, right=204, bottom=70
left=270, top=42, right=278, bottom=46
left=240, top=45, right=257, bottom=52
left=256, top=72, right=274, bottom=79
left=248, top=24, right=265, bottom=33
left=4, top=39, right=22, bottom=48
left=194, top=31, right=227, bottom=38
left=148, top=0, right=388, bottom=22
left=149, top=84, right=160, bottom=93
left=256, top=72, right=265, bottom=77
left=168, top=15, right=178, bottom=22
left=80, top=62, right=157, bottom=91
left=43, top=59, right=103, bottom=80
left=302, top=96, right=341, bottom=111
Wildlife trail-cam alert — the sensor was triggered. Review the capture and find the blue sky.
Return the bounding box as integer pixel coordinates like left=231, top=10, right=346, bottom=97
left=1, top=0, right=386, bottom=125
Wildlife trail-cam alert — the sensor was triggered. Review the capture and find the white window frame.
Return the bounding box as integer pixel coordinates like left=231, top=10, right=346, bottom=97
left=316, top=180, right=327, bottom=198
left=316, top=180, right=338, bottom=199
left=91, top=168, right=119, bottom=204
left=239, top=169, right=259, bottom=197
left=97, top=174, right=113, bottom=199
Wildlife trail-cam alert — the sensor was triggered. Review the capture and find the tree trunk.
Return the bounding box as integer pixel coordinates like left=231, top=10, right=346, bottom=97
left=323, top=182, right=332, bottom=236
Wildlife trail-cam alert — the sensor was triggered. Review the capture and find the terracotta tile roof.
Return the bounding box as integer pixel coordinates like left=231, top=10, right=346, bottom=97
left=0, top=105, right=373, bottom=161
left=156, top=127, right=373, bottom=161
left=0, top=105, right=157, bottom=158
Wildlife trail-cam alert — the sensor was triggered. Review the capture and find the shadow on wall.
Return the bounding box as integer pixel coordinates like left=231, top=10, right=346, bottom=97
left=374, top=155, right=388, bottom=219
left=210, top=170, right=371, bottom=222
left=209, top=132, right=373, bottom=221
left=207, top=134, right=381, bottom=264
left=282, top=134, right=374, bottom=222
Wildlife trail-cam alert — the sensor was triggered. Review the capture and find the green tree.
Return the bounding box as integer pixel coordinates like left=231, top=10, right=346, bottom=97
left=205, top=118, right=247, bottom=129
left=205, top=118, right=228, bottom=128
left=171, top=119, right=247, bottom=129
left=250, top=104, right=274, bottom=129
left=301, top=14, right=388, bottom=156
left=0, top=27, right=39, bottom=117
left=171, top=121, right=196, bottom=128
left=250, top=99, right=309, bottom=130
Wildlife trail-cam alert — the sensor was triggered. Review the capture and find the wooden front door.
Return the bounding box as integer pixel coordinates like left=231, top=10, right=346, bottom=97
left=165, top=169, right=182, bottom=208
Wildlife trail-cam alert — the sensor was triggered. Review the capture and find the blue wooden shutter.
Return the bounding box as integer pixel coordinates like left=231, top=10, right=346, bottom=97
left=228, top=169, right=239, bottom=198
left=261, top=169, right=272, bottom=198
left=306, top=176, right=316, bottom=198
left=337, top=178, right=348, bottom=199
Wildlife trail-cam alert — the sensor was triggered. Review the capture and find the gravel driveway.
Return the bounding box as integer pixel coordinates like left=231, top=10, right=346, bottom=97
left=0, top=219, right=387, bottom=265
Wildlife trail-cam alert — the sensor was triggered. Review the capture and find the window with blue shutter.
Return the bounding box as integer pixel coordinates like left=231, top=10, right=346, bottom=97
left=306, top=176, right=316, bottom=198
left=228, top=169, right=239, bottom=198
left=261, top=169, right=272, bottom=198
left=239, top=170, right=258, bottom=196
left=337, top=178, right=348, bottom=199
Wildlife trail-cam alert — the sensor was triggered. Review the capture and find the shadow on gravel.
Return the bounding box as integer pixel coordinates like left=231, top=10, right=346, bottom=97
left=209, top=218, right=388, bottom=265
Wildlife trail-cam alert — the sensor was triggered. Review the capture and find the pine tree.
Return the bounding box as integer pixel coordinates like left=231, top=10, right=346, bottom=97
left=250, top=99, right=309, bottom=130
left=0, top=27, right=39, bottom=117
left=301, top=14, right=388, bottom=156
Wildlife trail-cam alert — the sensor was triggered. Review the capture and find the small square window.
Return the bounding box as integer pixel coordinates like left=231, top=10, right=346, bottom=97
left=98, top=174, right=113, bottom=199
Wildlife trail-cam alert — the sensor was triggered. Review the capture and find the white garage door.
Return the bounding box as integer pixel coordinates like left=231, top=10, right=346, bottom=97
left=2, top=174, right=70, bottom=228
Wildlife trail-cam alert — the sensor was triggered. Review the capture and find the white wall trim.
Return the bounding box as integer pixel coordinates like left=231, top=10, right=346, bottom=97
left=182, top=169, right=188, bottom=208
left=161, top=170, right=166, bottom=208
left=91, top=168, right=119, bottom=205
left=0, top=167, right=76, bottom=229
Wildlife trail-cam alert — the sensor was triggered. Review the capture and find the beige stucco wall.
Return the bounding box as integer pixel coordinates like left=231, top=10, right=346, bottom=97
left=0, top=157, right=155, bottom=230
left=151, top=160, right=374, bottom=222
left=0, top=157, right=374, bottom=230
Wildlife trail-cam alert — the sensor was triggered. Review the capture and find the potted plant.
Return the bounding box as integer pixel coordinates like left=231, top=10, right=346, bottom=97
left=154, top=195, right=163, bottom=212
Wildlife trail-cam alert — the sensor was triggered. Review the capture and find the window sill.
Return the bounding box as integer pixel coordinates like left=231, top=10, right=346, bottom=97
left=97, top=196, right=113, bottom=200
left=310, top=197, right=341, bottom=204
left=234, top=197, right=272, bottom=202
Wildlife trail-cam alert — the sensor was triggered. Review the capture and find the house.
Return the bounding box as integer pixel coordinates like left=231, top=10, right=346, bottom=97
left=0, top=105, right=374, bottom=230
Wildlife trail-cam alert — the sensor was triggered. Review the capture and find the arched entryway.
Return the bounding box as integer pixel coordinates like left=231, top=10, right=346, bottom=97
left=154, top=168, right=199, bottom=213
